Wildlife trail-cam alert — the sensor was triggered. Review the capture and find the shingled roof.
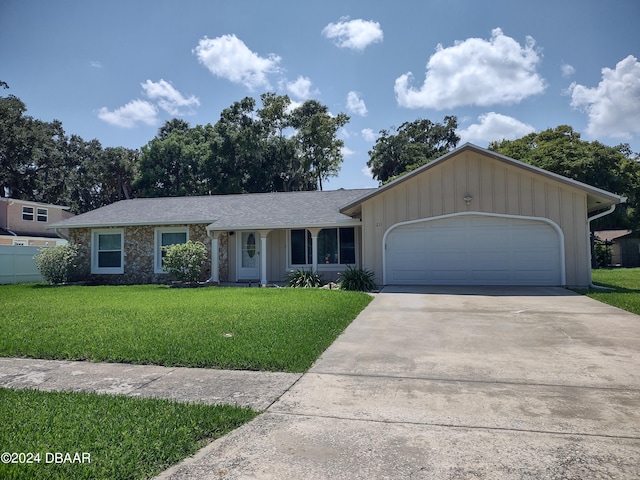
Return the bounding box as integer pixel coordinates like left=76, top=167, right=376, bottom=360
left=49, top=188, right=375, bottom=231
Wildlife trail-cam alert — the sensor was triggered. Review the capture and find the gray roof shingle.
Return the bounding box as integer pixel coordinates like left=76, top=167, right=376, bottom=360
left=49, top=189, right=375, bottom=230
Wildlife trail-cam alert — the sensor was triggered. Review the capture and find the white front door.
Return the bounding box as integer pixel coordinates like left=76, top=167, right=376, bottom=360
left=238, top=231, right=260, bottom=280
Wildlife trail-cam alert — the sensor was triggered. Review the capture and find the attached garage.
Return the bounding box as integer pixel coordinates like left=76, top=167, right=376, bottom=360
left=384, top=213, right=563, bottom=285
left=340, top=143, right=626, bottom=289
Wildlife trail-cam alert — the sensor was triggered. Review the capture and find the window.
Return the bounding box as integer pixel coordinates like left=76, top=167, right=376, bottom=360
left=22, top=206, right=34, bottom=221
left=37, top=208, right=48, bottom=222
left=91, top=229, right=124, bottom=274
left=154, top=227, right=189, bottom=273
left=290, top=229, right=312, bottom=265
left=289, top=227, right=356, bottom=266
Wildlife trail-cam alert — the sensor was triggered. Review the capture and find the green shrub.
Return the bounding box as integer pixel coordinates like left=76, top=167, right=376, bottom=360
left=338, top=265, right=377, bottom=292
left=287, top=269, right=324, bottom=288
left=34, top=243, right=79, bottom=284
left=163, top=241, right=208, bottom=283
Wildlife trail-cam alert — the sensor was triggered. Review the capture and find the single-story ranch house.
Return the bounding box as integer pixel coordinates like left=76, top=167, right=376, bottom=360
left=49, top=144, right=626, bottom=288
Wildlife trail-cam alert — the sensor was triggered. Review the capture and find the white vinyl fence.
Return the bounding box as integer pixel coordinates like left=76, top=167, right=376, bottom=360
left=0, top=245, right=45, bottom=284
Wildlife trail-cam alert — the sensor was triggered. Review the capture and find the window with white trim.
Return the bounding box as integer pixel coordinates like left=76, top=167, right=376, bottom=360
left=154, top=227, right=189, bottom=273
left=22, top=206, right=34, bottom=221
left=91, top=229, right=124, bottom=274
left=37, top=208, right=48, bottom=222
left=289, top=227, right=356, bottom=266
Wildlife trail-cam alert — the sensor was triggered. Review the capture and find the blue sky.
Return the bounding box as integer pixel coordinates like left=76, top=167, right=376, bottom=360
left=1, top=0, right=639, bottom=190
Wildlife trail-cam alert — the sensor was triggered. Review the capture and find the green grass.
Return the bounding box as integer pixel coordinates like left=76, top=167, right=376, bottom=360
left=0, top=387, right=257, bottom=480
left=579, top=268, right=640, bottom=315
left=0, top=284, right=372, bottom=372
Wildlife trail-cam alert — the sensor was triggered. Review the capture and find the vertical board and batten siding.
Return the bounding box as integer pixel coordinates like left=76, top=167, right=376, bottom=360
left=361, top=150, right=590, bottom=287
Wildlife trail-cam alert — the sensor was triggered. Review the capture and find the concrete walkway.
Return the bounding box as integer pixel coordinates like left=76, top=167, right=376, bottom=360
left=2, top=286, right=639, bottom=479
left=0, top=358, right=301, bottom=411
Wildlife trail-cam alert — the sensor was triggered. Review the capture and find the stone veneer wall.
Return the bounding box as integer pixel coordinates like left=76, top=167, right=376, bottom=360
left=69, top=225, right=228, bottom=285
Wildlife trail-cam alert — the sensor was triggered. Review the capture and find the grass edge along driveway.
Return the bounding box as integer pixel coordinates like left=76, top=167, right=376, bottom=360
left=578, top=267, right=640, bottom=315
left=0, top=285, right=373, bottom=373
left=0, top=285, right=371, bottom=480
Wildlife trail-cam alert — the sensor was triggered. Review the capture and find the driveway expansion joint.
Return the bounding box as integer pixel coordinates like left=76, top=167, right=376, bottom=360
left=308, top=370, right=640, bottom=393
left=266, top=411, right=640, bottom=442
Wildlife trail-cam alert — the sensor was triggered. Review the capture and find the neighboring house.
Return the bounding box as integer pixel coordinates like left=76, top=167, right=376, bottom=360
left=0, top=198, right=72, bottom=247
left=594, top=230, right=631, bottom=266
left=595, top=230, right=640, bottom=267
left=615, top=231, right=640, bottom=267
left=49, top=144, right=626, bottom=288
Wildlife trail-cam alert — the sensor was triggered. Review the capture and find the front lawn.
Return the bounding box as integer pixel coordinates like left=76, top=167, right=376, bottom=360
left=0, top=387, right=257, bottom=480
left=0, top=285, right=372, bottom=372
left=581, top=268, right=640, bottom=315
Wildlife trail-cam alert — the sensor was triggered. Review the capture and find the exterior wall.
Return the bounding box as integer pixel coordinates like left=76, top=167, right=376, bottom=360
left=0, top=199, right=73, bottom=237
left=361, top=150, right=591, bottom=287
left=69, top=225, right=229, bottom=284
left=0, top=235, right=66, bottom=246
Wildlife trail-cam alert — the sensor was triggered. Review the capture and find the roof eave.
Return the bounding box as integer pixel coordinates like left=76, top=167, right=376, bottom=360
left=46, top=219, right=216, bottom=230
left=206, top=218, right=362, bottom=232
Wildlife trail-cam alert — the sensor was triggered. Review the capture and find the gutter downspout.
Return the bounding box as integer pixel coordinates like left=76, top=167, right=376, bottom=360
left=587, top=204, right=617, bottom=289
left=54, top=227, right=69, bottom=242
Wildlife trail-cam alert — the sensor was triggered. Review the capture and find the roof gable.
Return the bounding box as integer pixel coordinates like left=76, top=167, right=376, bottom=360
left=340, top=143, right=626, bottom=215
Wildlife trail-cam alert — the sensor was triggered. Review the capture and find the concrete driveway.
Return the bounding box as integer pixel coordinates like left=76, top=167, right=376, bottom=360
left=158, top=286, right=640, bottom=479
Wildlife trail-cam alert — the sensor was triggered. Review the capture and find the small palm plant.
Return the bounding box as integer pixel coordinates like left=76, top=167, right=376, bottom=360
left=337, top=265, right=377, bottom=292
left=286, top=269, right=324, bottom=288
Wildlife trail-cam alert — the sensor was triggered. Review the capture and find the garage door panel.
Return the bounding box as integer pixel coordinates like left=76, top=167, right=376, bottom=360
left=386, top=215, right=562, bottom=286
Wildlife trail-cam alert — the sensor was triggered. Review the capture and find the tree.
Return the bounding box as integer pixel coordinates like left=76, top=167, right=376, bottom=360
left=489, top=126, right=640, bottom=230
left=206, top=97, right=268, bottom=194
left=0, top=84, right=139, bottom=213
left=135, top=120, right=212, bottom=197
left=367, top=116, right=460, bottom=183
left=289, top=100, right=349, bottom=191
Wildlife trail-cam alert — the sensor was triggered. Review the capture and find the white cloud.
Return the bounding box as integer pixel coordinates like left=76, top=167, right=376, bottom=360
left=90, top=60, right=103, bottom=69
left=284, top=76, right=315, bottom=100
left=98, top=99, right=158, bottom=128
left=322, top=17, right=383, bottom=51
left=569, top=55, right=640, bottom=139
left=193, top=34, right=281, bottom=90
left=561, top=63, right=575, bottom=77
left=361, top=165, right=374, bottom=179
left=361, top=128, right=377, bottom=142
left=141, top=79, right=200, bottom=115
left=458, top=112, right=536, bottom=145
left=341, top=146, right=355, bottom=157
left=395, top=28, right=546, bottom=109
left=346, top=91, right=367, bottom=116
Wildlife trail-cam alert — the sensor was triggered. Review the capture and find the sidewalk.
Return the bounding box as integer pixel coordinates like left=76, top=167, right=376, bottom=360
left=0, top=357, right=301, bottom=410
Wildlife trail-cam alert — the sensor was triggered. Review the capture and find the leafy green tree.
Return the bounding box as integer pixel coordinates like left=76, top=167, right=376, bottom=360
left=207, top=97, right=268, bottom=194
left=289, top=100, right=349, bottom=191
left=367, top=116, right=460, bottom=183
left=135, top=120, right=212, bottom=197
left=489, top=125, right=640, bottom=229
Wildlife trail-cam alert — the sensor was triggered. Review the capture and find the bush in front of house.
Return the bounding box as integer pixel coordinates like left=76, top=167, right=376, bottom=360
left=34, top=243, right=80, bottom=284
left=287, top=269, right=324, bottom=288
left=338, top=265, right=377, bottom=292
left=163, top=241, right=208, bottom=283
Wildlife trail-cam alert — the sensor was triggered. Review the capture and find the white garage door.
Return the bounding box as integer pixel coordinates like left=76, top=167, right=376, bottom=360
left=385, top=214, right=563, bottom=286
